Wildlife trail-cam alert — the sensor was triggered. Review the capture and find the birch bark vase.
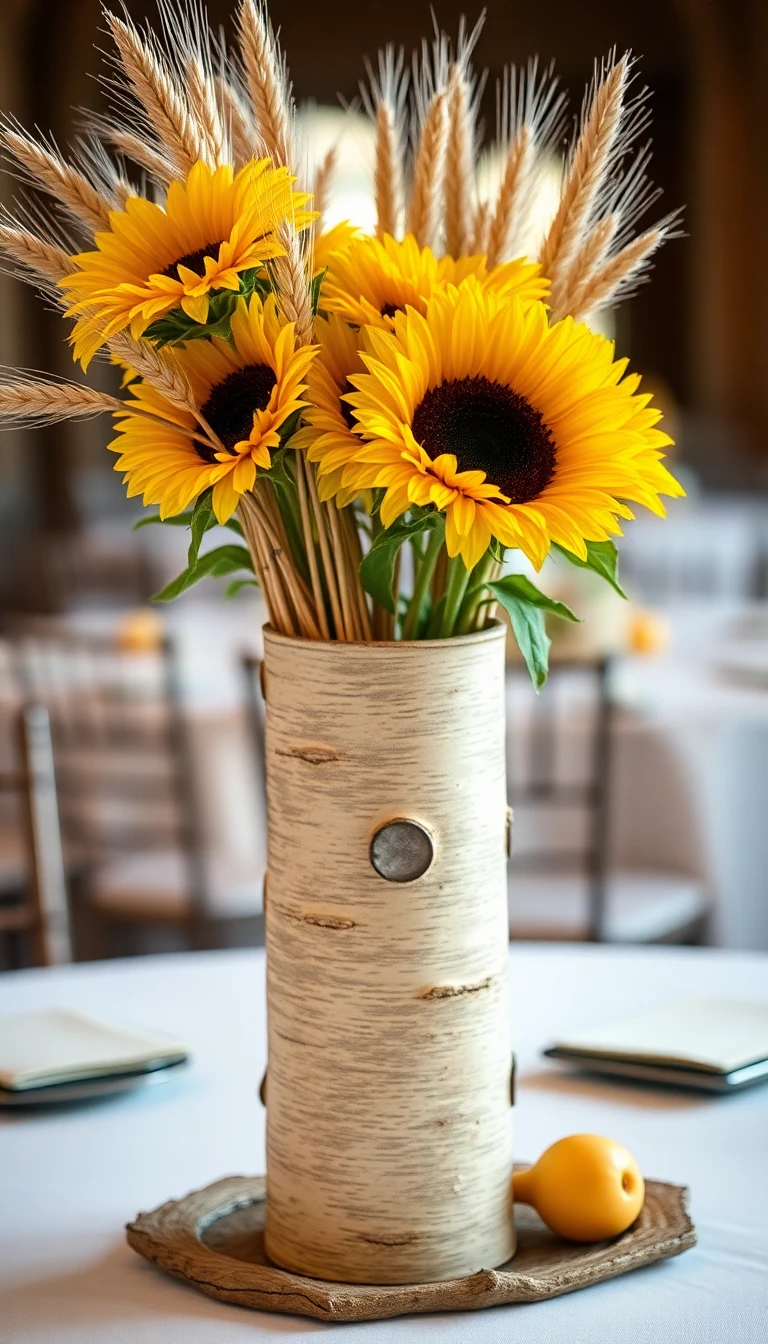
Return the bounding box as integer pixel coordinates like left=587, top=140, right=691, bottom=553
left=262, top=622, right=514, bottom=1285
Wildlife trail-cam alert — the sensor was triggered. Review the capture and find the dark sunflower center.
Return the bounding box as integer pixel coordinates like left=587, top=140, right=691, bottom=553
left=411, top=375, right=556, bottom=503
left=196, top=364, right=277, bottom=462
left=161, top=241, right=222, bottom=279
left=340, top=377, right=358, bottom=430
left=380, top=302, right=404, bottom=319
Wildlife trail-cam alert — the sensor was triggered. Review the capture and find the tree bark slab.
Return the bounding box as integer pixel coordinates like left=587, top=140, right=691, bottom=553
left=126, top=1171, right=696, bottom=1323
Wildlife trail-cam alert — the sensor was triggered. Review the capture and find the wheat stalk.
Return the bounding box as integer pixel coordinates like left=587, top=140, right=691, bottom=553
left=549, top=213, right=619, bottom=321
left=237, top=0, right=292, bottom=167
left=373, top=103, right=401, bottom=237
left=271, top=225, right=314, bottom=345
left=539, top=54, right=631, bottom=292
left=444, top=65, right=474, bottom=257
left=185, top=56, right=228, bottom=165
left=2, top=128, right=113, bottom=236
left=108, top=129, right=176, bottom=185
left=107, top=333, right=202, bottom=418
left=407, top=91, right=448, bottom=249
left=488, top=59, right=567, bottom=268
left=361, top=46, right=407, bottom=240
left=567, top=219, right=675, bottom=322
left=105, top=12, right=202, bottom=176
left=487, top=127, right=532, bottom=267
left=471, top=200, right=490, bottom=253
left=0, top=222, right=76, bottom=286
left=216, top=75, right=256, bottom=168
left=312, top=147, right=336, bottom=231
left=0, top=377, right=123, bottom=425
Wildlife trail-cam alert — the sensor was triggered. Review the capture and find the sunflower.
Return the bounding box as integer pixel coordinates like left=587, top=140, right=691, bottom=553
left=312, top=221, right=360, bottom=276
left=61, top=159, right=314, bottom=367
left=335, top=280, right=684, bottom=570
left=291, top=313, right=365, bottom=503
left=110, top=294, right=316, bottom=523
left=320, top=231, right=547, bottom=330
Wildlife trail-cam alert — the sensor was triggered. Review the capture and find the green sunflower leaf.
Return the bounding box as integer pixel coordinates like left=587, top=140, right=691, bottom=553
left=360, top=513, right=441, bottom=614
left=133, top=500, right=244, bottom=538
left=133, top=511, right=194, bottom=530
left=187, top=489, right=216, bottom=569
left=151, top=544, right=254, bottom=602
left=310, top=267, right=327, bottom=316
left=552, top=540, right=627, bottom=598
left=144, top=291, right=239, bottom=349
left=487, top=575, right=580, bottom=691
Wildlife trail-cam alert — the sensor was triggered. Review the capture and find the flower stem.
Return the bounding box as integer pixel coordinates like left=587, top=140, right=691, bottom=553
left=439, top=554, right=471, bottom=638
left=455, top=550, right=496, bottom=635
left=402, top=520, right=445, bottom=641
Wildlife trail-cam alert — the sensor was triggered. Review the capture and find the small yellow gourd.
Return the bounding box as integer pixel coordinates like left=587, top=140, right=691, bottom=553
left=513, top=1134, right=645, bottom=1242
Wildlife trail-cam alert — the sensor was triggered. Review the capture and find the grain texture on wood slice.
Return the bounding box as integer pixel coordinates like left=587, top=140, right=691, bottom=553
left=262, top=624, right=513, bottom=1283
left=126, top=1173, right=697, bottom=1323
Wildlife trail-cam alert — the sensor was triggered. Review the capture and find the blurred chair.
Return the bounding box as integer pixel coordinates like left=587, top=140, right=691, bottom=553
left=10, top=625, right=263, bottom=955
left=507, top=658, right=709, bottom=943
left=0, top=703, right=72, bottom=967
left=14, top=527, right=158, bottom=615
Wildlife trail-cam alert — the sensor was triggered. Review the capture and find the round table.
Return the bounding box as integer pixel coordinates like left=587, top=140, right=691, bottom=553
left=1, top=946, right=766, bottom=1342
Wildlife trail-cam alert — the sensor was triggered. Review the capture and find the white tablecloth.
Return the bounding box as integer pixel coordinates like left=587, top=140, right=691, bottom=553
left=1, top=945, right=766, bottom=1342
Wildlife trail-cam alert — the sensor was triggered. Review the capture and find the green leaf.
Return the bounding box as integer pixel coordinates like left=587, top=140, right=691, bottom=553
left=151, top=544, right=254, bottom=602
left=489, top=574, right=579, bottom=623
left=553, top=539, right=627, bottom=598
left=360, top=513, right=440, bottom=614
left=187, top=489, right=216, bottom=569
left=225, top=578, right=258, bottom=599
left=310, top=267, right=327, bottom=316
left=487, top=575, right=579, bottom=691
left=144, top=290, right=239, bottom=348
left=133, top=511, right=194, bottom=531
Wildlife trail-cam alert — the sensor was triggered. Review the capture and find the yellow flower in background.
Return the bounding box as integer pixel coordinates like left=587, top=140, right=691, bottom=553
left=61, top=159, right=314, bottom=366
left=291, top=313, right=365, bottom=503
left=320, top=231, right=547, bottom=330
left=110, top=294, right=315, bottom=523
left=312, top=221, right=360, bottom=276
left=337, top=280, right=684, bottom=570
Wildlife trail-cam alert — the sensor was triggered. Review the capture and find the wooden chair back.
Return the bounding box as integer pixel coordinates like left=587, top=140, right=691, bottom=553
left=8, top=625, right=206, bottom=929
left=0, top=703, right=72, bottom=966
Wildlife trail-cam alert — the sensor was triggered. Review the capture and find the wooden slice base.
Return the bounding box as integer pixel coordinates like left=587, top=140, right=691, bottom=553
left=126, top=1171, right=696, bottom=1323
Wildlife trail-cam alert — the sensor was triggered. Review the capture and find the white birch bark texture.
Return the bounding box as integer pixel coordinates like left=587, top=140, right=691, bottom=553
left=262, top=622, right=514, bottom=1285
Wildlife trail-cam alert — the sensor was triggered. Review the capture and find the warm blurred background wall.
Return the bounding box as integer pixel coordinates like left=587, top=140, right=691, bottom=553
left=2, top=0, right=768, bottom=612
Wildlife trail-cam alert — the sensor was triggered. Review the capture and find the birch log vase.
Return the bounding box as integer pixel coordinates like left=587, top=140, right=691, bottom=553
left=262, top=622, right=514, bottom=1285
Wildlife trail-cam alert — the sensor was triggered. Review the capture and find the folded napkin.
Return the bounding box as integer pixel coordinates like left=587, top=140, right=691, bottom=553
left=551, top=996, right=768, bottom=1074
left=0, top=1008, right=187, bottom=1090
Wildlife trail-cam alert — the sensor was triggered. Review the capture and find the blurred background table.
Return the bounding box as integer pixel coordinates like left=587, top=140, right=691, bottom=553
left=1, top=944, right=766, bottom=1343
